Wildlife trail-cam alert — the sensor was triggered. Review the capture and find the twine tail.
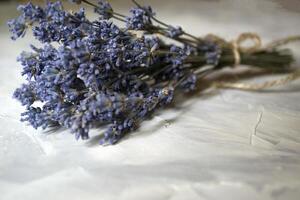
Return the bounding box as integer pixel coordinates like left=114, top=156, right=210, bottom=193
left=264, top=35, right=300, bottom=49
left=214, top=70, right=300, bottom=90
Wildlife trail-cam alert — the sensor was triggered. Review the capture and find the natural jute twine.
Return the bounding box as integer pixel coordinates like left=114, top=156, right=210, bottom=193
left=209, top=33, right=300, bottom=90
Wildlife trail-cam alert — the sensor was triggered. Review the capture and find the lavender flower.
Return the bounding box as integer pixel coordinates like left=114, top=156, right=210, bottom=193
left=10, top=0, right=290, bottom=145
left=166, top=26, right=183, bottom=38
left=7, top=17, right=26, bottom=40
left=21, top=107, right=51, bottom=129
left=8, top=0, right=221, bottom=145
left=199, top=42, right=222, bottom=66
left=94, top=0, right=113, bottom=19
left=180, top=73, right=197, bottom=92
left=126, top=7, right=152, bottom=30
left=17, top=2, right=45, bottom=22
left=13, top=83, right=36, bottom=107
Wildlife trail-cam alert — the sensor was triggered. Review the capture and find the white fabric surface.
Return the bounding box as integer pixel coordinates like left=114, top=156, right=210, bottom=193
left=1, top=1, right=300, bottom=199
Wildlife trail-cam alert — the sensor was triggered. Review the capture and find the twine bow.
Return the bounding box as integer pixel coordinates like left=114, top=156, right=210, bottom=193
left=208, top=33, right=300, bottom=90
left=204, top=32, right=262, bottom=67
left=231, top=32, right=262, bottom=66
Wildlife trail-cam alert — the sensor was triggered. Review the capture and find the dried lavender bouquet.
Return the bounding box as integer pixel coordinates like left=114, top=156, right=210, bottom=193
left=9, top=0, right=297, bottom=145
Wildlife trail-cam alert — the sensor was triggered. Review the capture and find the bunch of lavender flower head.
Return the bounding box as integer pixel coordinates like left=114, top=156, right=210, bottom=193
left=9, top=0, right=294, bottom=145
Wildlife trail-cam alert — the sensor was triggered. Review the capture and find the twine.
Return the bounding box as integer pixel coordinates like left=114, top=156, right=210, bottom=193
left=214, top=71, right=300, bottom=90
left=205, top=32, right=262, bottom=67
left=265, top=35, right=300, bottom=49
left=231, top=32, right=262, bottom=67
left=211, top=33, right=300, bottom=90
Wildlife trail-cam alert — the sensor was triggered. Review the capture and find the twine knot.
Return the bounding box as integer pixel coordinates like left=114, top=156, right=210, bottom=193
left=205, top=32, right=263, bottom=67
